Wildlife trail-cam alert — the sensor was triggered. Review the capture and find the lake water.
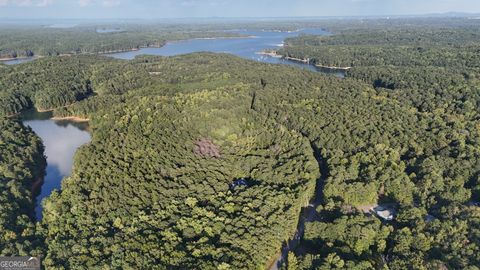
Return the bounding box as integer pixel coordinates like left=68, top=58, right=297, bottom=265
left=2, top=57, right=37, bottom=65
left=96, top=28, right=124, bottom=33
left=20, top=110, right=91, bottom=220
left=2, top=28, right=345, bottom=76
left=47, top=24, right=78, bottom=29
left=107, top=28, right=345, bottom=77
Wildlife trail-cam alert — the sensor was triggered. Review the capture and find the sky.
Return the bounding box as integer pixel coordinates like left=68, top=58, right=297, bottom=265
left=1, top=0, right=480, bottom=19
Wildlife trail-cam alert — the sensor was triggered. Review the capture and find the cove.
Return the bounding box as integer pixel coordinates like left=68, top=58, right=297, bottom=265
left=19, top=109, right=91, bottom=220
left=107, top=28, right=346, bottom=77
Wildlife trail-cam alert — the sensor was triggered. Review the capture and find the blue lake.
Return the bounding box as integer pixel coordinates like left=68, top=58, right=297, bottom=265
left=2, top=28, right=345, bottom=76
left=96, top=28, right=124, bottom=33
left=20, top=110, right=91, bottom=220
left=107, top=28, right=345, bottom=77
left=2, top=57, right=37, bottom=65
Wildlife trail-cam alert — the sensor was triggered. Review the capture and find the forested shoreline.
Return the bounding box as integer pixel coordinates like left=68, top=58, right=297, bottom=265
left=277, top=21, right=480, bottom=69
left=0, top=119, right=46, bottom=257
left=0, top=17, right=480, bottom=269
left=0, top=25, right=246, bottom=60
left=0, top=20, right=331, bottom=61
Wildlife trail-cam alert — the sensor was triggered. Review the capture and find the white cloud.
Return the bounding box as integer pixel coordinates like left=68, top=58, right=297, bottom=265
left=0, top=0, right=54, bottom=6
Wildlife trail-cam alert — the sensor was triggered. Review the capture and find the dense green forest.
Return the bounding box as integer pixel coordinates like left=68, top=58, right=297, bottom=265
left=0, top=119, right=45, bottom=256
left=0, top=24, right=244, bottom=60
left=278, top=22, right=480, bottom=68
left=273, top=18, right=480, bottom=269
left=1, top=18, right=480, bottom=269
left=0, top=26, right=163, bottom=59
left=44, top=88, right=319, bottom=269
left=0, top=55, right=152, bottom=115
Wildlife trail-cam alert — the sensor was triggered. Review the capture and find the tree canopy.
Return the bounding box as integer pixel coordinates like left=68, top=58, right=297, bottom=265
left=1, top=17, right=480, bottom=269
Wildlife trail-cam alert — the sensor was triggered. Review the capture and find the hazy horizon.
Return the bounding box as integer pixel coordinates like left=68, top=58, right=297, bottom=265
left=1, top=0, right=480, bottom=19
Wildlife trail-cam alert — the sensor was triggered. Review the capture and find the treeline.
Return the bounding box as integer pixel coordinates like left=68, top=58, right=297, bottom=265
left=0, top=119, right=45, bottom=256
left=0, top=27, right=163, bottom=59
left=287, top=27, right=480, bottom=47
left=0, top=24, right=247, bottom=60
left=347, top=66, right=480, bottom=117
left=0, top=55, right=151, bottom=116
left=279, top=41, right=480, bottom=68
left=277, top=23, right=480, bottom=68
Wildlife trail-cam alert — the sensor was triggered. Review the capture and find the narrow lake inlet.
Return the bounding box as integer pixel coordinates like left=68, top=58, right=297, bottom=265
left=19, top=109, right=91, bottom=220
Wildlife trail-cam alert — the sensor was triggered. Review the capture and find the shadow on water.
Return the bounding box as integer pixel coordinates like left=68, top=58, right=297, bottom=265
left=18, top=109, right=53, bottom=121
left=18, top=109, right=91, bottom=220
left=34, top=164, right=63, bottom=219
left=314, top=66, right=346, bottom=78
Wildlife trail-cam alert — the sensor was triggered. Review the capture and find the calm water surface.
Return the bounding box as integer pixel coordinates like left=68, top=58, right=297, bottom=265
left=20, top=110, right=91, bottom=220
left=96, top=28, right=124, bottom=33
left=2, top=57, right=37, bottom=65
left=108, top=28, right=345, bottom=77
left=3, top=28, right=344, bottom=76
